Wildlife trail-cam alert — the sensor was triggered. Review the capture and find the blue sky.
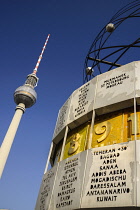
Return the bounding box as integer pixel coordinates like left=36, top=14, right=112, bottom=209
left=0, top=0, right=139, bottom=209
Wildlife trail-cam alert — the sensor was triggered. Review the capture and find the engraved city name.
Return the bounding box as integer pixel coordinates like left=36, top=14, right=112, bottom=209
left=74, top=83, right=90, bottom=118
left=100, top=73, right=129, bottom=89
left=55, top=157, right=79, bottom=209
left=85, top=144, right=132, bottom=205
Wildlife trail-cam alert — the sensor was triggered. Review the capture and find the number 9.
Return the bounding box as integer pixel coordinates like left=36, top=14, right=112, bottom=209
left=94, top=121, right=111, bottom=143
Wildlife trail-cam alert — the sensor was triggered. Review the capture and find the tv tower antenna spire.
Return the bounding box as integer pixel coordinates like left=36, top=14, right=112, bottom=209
left=0, top=34, right=50, bottom=178
left=33, top=34, right=50, bottom=75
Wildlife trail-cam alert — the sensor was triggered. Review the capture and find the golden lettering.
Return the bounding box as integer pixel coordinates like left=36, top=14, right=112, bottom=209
left=68, top=133, right=80, bottom=155
left=127, top=113, right=140, bottom=135
left=94, top=121, right=111, bottom=143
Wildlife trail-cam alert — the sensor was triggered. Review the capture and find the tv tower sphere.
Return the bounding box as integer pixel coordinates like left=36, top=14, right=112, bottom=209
left=14, top=73, right=38, bottom=108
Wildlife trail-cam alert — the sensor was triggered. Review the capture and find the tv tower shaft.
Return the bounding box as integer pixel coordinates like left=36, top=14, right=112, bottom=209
left=0, top=34, right=50, bottom=178
left=0, top=103, right=25, bottom=178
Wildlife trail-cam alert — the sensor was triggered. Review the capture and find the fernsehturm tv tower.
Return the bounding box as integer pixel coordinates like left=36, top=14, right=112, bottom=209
left=0, top=34, right=50, bottom=178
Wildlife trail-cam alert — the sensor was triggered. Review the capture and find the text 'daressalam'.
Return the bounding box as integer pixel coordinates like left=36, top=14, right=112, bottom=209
left=86, top=145, right=132, bottom=203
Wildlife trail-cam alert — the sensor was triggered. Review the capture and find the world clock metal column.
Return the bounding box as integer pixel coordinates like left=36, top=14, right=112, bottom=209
left=0, top=34, right=50, bottom=178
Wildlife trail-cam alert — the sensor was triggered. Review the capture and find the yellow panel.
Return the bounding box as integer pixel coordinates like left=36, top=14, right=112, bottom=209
left=62, top=122, right=90, bottom=160
left=124, top=107, right=140, bottom=141
left=92, top=110, right=125, bottom=148
left=92, top=107, right=140, bottom=147
left=53, top=140, right=63, bottom=165
left=52, top=106, right=140, bottom=164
